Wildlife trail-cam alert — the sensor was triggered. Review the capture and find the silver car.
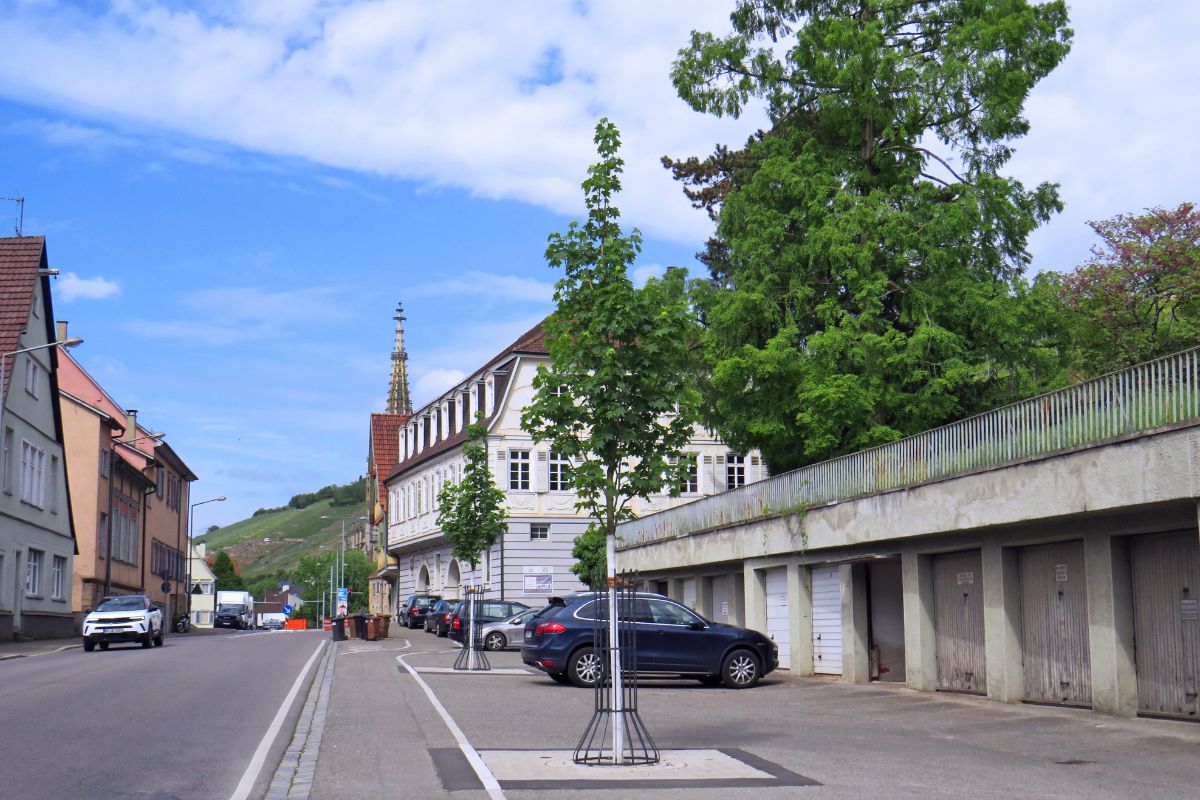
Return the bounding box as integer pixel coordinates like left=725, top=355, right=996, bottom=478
left=480, top=608, right=540, bottom=651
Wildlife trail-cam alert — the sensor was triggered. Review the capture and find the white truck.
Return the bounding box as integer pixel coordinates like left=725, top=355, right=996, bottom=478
left=214, top=590, right=255, bottom=630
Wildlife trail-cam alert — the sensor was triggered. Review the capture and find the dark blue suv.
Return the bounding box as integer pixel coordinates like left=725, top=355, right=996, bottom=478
left=521, top=593, right=778, bottom=689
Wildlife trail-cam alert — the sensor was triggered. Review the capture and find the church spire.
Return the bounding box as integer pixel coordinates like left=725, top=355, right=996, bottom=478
left=387, top=302, right=413, bottom=414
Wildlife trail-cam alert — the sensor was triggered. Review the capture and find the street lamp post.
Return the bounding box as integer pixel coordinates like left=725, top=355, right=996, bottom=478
left=320, top=515, right=367, bottom=608
left=187, top=496, right=227, bottom=623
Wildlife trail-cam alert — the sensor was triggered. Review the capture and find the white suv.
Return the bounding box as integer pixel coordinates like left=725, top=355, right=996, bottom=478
left=82, top=595, right=164, bottom=651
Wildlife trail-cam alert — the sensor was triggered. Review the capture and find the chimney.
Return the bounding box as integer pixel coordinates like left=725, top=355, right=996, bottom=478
left=125, top=409, right=138, bottom=442
left=56, top=320, right=68, bottom=341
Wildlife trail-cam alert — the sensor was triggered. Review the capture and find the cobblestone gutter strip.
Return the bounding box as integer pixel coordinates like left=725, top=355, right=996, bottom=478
left=264, top=642, right=337, bottom=800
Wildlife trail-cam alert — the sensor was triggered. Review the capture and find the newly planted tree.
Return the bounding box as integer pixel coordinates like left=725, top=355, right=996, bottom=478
left=666, top=0, right=1073, bottom=473
left=523, top=118, right=699, bottom=764
left=436, top=412, right=507, bottom=584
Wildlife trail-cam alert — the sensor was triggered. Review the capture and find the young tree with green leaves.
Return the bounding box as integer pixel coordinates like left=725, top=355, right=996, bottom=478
left=436, top=412, right=508, bottom=583
left=210, top=550, right=245, bottom=592
left=1057, top=202, right=1200, bottom=374
left=521, top=118, right=702, bottom=586
left=665, top=0, right=1072, bottom=473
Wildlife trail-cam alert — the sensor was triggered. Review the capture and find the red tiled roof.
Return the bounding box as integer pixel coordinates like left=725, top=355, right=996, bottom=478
left=0, top=236, right=45, bottom=397
left=370, top=413, right=409, bottom=480
left=384, top=322, right=545, bottom=482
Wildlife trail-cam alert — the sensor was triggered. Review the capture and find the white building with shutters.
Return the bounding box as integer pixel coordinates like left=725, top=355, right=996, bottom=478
left=383, top=321, right=765, bottom=609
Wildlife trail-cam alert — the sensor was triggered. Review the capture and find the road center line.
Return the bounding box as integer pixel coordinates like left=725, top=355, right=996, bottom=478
left=228, top=640, right=327, bottom=800
left=396, top=653, right=506, bottom=800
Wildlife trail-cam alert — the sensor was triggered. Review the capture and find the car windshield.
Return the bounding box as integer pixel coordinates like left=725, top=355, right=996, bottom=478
left=94, top=596, right=147, bottom=612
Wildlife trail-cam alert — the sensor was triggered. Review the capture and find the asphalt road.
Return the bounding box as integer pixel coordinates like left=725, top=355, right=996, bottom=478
left=0, top=628, right=327, bottom=800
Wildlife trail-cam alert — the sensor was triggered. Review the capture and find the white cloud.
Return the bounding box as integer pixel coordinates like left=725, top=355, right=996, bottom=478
left=630, top=263, right=667, bottom=287
left=411, top=271, right=554, bottom=304
left=0, top=1, right=753, bottom=244
left=413, top=368, right=468, bottom=404
left=56, top=271, right=121, bottom=301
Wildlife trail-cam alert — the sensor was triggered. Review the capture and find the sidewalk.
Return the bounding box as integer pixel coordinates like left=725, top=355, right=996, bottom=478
left=0, top=625, right=225, bottom=661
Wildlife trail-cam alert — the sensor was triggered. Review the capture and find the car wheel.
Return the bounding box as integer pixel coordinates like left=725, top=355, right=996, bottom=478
left=697, top=675, right=723, bottom=686
left=83, top=640, right=95, bottom=652
left=568, top=647, right=605, bottom=688
left=484, top=632, right=506, bottom=651
left=548, top=672, right=572, bottom=685
left=154, top=627, right=164, bottom=647
left=99, top=642, right=109, bottom=651
left=141, top=629, right=153, bottom=649
left=721, top=650, right=760, bottom=689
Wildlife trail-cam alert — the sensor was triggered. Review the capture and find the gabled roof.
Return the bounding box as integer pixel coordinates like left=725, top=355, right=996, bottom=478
left=0, top=236, right=46, bottom=397
left=384, top=321, right=547, bottom=482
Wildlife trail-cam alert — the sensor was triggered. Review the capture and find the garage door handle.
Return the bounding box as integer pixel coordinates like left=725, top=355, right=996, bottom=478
left=816, top=634, right=822, bottom=640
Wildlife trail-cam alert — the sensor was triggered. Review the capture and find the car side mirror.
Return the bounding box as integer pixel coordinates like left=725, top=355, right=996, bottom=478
left=689, top=620, right=705, bottom=630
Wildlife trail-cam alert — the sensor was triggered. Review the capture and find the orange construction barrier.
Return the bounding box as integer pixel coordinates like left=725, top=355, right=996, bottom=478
left=284, top=619, right=308, bottom=630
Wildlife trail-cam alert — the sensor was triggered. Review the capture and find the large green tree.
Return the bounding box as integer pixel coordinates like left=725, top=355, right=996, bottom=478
left=436, top=413, right=508, bottom=581
left=522, top=119, right=702, bottom=587
left=1057, top=202, right=1200, bottom=375
left=210, top=550, right=245, bottom=592
left=666, top=0, right=1072, bottom=472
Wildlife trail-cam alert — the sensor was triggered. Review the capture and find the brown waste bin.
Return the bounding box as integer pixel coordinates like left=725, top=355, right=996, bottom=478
left=365, top=616, right=378, bottom=641
left=378, top=614, right=391, bottom=638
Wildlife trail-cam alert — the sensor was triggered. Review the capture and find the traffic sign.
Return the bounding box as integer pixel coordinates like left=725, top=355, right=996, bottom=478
left=282, top=604, right=293, bottom=615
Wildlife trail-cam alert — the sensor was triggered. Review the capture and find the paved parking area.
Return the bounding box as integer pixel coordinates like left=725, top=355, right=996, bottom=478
left=310, top=632, right=1200, bottom=799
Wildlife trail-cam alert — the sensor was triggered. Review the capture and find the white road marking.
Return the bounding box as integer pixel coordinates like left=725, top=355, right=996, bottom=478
left=228, top=640, right=327, bottom=800
left=396, top=653, right=506, bottom=800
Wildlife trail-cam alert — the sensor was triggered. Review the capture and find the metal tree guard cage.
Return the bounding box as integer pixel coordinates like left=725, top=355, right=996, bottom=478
left=573, top=572, right=659, bottom=766
left=453, top=585, right=490, bottom=671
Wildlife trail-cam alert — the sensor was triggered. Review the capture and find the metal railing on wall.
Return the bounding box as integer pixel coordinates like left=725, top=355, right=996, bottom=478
left=618, top=347, right=1200, bottom=547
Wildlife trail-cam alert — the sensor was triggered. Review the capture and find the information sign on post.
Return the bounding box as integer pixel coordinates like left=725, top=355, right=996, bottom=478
left=336, top=587, right=348, bottom=616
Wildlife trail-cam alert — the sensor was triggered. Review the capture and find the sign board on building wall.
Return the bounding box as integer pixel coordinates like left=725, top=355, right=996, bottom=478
left=523, top=574, right=553, bottom=594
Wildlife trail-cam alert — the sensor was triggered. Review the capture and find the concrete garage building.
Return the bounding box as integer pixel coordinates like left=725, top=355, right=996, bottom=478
left=618, top=347, right=1200, bottom=720
left=385, top=321, right=765, bottom=607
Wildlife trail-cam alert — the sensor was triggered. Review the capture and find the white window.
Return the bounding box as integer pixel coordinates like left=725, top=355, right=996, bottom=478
left=26, top=549, right=42, bottom=595
left=99, top=448, right=110, bottom=478
left=530, top=525, right=549, bottom=541
left=683, top=453, right=699, bottom=494
left=24, top=355, right=40, bottom=398
left=548, top=452, right=570, bottom=491
left=20, top=440, right=46, bottom=507
left=726, top=454, right=746, bottom=490
left=2, top=427, right=11, bottom=492
left=509, top=450, right=531, bottom=490
left=52, top=555, right=65, bottom=599
left=49, top=455, right=58, bottom=512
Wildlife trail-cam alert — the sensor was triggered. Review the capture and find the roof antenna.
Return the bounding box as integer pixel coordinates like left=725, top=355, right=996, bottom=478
left=1, top=196, right=24, bottom=235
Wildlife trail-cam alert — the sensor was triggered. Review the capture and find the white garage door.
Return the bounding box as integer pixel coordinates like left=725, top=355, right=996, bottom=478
left=811, top=565, right=842, bottom=675
left=765, top=567, right=790, bottom=669
left=682, top=578, right=697, bottom=611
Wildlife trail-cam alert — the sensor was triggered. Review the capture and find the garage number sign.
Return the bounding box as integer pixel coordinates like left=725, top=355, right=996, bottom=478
left=1183, top=598, right=1199, bottom=621
left=956, top=572, right=974, bottom=586
left=1055, top=563, right=1069, bottom=582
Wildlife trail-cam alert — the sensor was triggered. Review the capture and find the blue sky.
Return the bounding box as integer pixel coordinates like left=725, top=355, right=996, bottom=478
left=1, top=1, right=1197, bottom=531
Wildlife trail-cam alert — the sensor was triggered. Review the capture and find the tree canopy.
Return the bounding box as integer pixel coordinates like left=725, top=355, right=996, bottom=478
left=666, top=0, right=1072, bottom=472
left=436, top=413, right=508, bottom=577
left=210, top=550, right=244, bottom=592
left=290, top=549, right=373, bottom=617
left=1056, top=202, right=1200, bottom=374
left=522, top=118, right=702, bottom=586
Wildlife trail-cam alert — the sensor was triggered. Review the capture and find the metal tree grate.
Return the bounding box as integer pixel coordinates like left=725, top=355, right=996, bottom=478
left=452, top=586, right=490, bottom=671
left=574, top=572, right=659, bottom=766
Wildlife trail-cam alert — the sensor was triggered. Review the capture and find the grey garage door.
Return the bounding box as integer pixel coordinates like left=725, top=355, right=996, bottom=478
left=1020, top=541, right=1092, bottom=706
left=933, top=550, right=986, bottom=693
left=1131, top=531, right=1200, bottom=719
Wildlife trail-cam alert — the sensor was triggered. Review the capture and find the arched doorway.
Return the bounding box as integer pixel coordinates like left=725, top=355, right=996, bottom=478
left=417, top=564, right=430, bottom=593
left=446, top=560, right=461, bottom=594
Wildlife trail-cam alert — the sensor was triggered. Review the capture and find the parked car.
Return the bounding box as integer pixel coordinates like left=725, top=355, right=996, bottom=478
left=398, top=593, right=441, bottom=629
left=261, top=618, right=285, bottom=631
left=447, top=601, right=531, bottom=645
left=521, top=593, right=778, bottom=689
left=82, top=595, right=164, bottom=651
left=424, top=599, right=461, bottom=636
left=476, top=607, right=540, bottom=651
